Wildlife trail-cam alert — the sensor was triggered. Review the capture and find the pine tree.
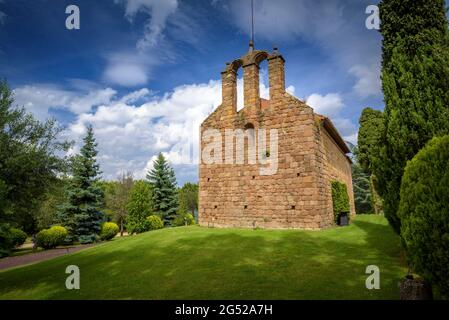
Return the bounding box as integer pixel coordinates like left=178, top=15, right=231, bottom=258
left=376, top=0, right=449, bottom=233
left=58, top=126, right=105, bottom=243
left=146, top=153, right=178, bottom=226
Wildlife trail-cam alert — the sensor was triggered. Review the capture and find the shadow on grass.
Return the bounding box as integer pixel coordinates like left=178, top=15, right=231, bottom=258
left=0, top=216, right=406, bottom=300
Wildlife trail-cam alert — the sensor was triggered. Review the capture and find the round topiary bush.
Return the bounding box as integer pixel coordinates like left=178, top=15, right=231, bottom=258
left=100, top=222, right=119, bottom=241
left=174, top=212, right=196, bottom=227
left=399, top=135, right=449, bottom=298
left=145, top=215, right=164, bottom=231
left=36, top=226, right=68, bottom=250
left=9, top=228, right=27, bottom=247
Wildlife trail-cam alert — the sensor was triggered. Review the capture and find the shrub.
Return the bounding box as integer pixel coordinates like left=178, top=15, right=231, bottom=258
left=331, top=181, right=350, bottom=223
left=399, top=135, right=449, bottom=298
left=174, top=212, right=195, bottom=227
left=126, top=220, right=149, bottom=234
left=9, top=228, right=27, bottom=247
left=0, top=223, right=14, bottom=257
left=100, top=222, right=119, bottom=241
left=145, top=215, right=164, bottom=231
left=36, top=226, right=68, bottom=249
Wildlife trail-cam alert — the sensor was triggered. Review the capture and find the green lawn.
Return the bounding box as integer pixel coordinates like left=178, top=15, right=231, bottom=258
left=0, top=215, right=406, bottom=300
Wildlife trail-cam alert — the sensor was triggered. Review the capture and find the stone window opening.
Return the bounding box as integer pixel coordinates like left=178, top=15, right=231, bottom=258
left=291, top=205, right=296, bottom=210
left=244, top=205, right=248, bottom=209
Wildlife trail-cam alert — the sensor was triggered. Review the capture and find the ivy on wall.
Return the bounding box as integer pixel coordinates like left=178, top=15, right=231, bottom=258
left=331, top=181, right=350, bottom=223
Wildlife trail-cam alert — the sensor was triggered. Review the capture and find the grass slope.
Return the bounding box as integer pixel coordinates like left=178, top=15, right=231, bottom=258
left=0, top=215, right=406, bottom=300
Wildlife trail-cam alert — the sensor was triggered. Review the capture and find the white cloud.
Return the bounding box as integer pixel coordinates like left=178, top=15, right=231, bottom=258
left=105, top=1, right=181, bottom=87
left=306, top=92, right=357, bottom=144
left=103, top=58, right=149, bottom=87
left=13, top=85, right=117, bottom=120
left=64, top=80, right=222, bottom=181
left=216, top=0, right=382, bottom=98
left=349, top=63, right=381, bottom=98
left=306, top=93, right=344, bottom=118
left=116, top=0, right=178, bottom=50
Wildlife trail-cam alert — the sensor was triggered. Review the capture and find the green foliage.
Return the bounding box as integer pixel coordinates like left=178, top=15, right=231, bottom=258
left=178, top=183, right=198, bottom=218
left=100, top=222, right=119, bottom=241
left=58, top=126, right=105, bottom=244
left=104, top=172, right=134, bottom=235
left=147, top=153, right=179, bottom=226
left=126, top=180, right=152, bottom=234
left=174, top=212, right=195, bottom=227
left=9, top=227, right=27, bottom=247
left=377, top=0, right=449, bottom=233
left=357, top=108, right=384, bottom=174
left=352, top=163, right=372, bottom=214
left=35, top=178, right=69, bottom=230
left=331, top=181, right=350, bottom=223
left=0, top=223, right=14, bottom=257
left=399, top=135, right=449, bottom=298
left=0, top=81, right=69, bottom=233
left=36, top=226, right=68, bottom=250
left=0, top=215, right=406, bottom=300
left=145, top=215, right=164, bottom=231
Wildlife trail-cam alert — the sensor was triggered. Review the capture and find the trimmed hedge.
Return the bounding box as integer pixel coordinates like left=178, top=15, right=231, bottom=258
left=100, top=222, right=119, bottom=241
left=174, top=212, right=195, bottom=227
left=9, top=228, right=27, bottom=247
left=36, top=226, right=68, bottom=249
left=331, top=181, right=350, bottom=223
left=145, top=215, right=164, bottom=231
left=399, top=135, right=449, bottom=298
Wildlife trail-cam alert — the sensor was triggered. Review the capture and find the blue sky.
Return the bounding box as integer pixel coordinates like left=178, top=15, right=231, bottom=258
left=0, top=0, right=388, bottom=184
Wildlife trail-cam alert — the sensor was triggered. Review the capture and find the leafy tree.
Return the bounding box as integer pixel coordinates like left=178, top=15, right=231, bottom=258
left=58, top=126, right=105, bottom=244
left=399, top=135, right=449, bottom=298
left=126, top=180, right=152, bottom=234
left=109, top=172, right=134, bottom=236
left=35, top=177, right=69, bottom=230
left=146, top=153, right=179, bottom=226
left=97, top=180, right=118, bottom=221
left=0, top=81, right=69, bottom=234
left=178, top=182, right=198, bottom=217
left=376, top=0, right=449, bottom=233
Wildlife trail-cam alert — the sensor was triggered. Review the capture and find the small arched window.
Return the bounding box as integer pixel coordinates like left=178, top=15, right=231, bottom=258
left=244, top=123, right=255, bottom=130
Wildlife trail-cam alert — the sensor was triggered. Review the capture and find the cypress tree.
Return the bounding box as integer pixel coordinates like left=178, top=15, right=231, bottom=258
left=376, top=0, right=449, bottom=233
left=357, top=108, right=384, bottom=214
left=58, top=126, right=105, bottom=243
left=146, top=153, right=178, bottom=226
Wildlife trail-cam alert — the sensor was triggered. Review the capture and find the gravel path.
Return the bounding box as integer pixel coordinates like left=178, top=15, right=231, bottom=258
left=0, top=244, right=97, bottom=271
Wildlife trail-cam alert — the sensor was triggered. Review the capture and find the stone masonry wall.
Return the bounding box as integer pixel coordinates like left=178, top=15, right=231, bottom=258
left=199, top=48, right=354, bottom=230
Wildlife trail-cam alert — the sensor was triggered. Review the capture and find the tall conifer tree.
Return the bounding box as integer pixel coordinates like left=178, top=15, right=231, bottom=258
left=146, top=153, right=178, bottom=226
left=59, top=126, right=105, bottom=243
left=376, top=0, right=449, bottom=233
